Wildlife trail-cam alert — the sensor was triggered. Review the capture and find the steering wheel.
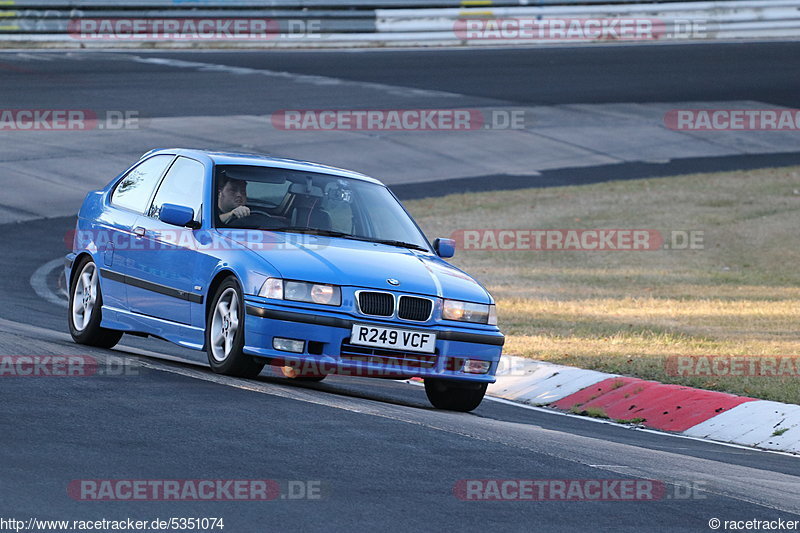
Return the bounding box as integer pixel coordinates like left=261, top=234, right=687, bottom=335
left=225, top=212, right=276, bottom=229
left=248, top=207, right=273, bottom=217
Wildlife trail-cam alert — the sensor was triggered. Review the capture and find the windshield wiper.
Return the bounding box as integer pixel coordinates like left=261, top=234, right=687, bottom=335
left=269, top=227, right=428, bottom=251
left=268, top=226, right=350, bottom=238
left=363, top=238, right=428, bottom=251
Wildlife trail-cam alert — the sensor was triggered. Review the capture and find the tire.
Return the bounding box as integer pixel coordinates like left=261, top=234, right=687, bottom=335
left=424, top=379, right=488, bottom=412
left=68, top=257, right=123, bottom=349
left=206, top=277, right=265, bottom=378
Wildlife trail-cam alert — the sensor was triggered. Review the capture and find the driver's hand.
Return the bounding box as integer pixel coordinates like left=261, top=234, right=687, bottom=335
left=221, top=206, right=251, bottom=224
left=231, top=206, right=250, bottom=219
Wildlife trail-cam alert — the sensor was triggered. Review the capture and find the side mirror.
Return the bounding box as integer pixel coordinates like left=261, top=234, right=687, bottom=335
left=159, top=203, right=196, bottom=228
left=433, top=238, right=455, bottom=258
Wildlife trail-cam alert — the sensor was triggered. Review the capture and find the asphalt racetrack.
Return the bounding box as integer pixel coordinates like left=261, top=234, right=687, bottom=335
left=1, top=43, right=799, bottom=532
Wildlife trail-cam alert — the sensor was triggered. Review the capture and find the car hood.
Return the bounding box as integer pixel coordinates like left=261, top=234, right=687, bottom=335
left=224, top=231, right=491, bottom=303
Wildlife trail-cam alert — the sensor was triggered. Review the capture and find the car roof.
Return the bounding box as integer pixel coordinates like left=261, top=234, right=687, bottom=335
left=143, top=148, right=384, bottom=186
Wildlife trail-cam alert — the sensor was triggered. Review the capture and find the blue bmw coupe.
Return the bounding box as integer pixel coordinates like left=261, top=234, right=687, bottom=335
left=66, top=149, right=504, bottom=411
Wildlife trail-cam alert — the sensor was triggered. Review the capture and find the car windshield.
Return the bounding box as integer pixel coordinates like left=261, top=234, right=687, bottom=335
left=213, top=165, right=431, bottom=252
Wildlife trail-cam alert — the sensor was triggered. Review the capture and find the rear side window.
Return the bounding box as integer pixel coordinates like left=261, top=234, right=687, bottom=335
left=111, top=155, right=174, bottom=213
left=148, top=157, right=205, bottom=223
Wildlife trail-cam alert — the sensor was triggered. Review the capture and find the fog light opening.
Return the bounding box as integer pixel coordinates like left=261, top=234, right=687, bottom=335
left=464, top=359, right=491, bottom=374
left=273, top=337, right=305, bottom=354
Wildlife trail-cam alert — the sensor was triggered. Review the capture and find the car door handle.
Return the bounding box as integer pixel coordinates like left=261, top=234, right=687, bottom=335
left=133, top=227, right=146, bottom=238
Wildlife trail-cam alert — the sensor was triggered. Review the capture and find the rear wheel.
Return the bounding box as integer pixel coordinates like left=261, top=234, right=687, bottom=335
left=424, top=379, right=487, bottom=412
left=68, top=257, right=123, bottom=348
left=206, top=277, right=265, bottom=378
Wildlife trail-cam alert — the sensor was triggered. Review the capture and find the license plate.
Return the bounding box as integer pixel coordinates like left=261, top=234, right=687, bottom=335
left=350, top=324, right=437, bottom=353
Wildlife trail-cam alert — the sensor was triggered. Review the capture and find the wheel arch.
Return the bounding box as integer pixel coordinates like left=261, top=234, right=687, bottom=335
left=68, top=252, right=96, bottom=290
left=204, top=268, right=242, bottom=324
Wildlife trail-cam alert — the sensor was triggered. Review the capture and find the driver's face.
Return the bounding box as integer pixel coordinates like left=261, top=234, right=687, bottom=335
left=218, top=180, right=247, bottom=213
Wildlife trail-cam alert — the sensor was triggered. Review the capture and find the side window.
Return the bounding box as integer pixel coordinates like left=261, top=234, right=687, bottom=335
left=111, top=155, right=174, bottom=213
left=148, top=157, right=205, bottom=223
left=247, top=181, right=291, bottom=207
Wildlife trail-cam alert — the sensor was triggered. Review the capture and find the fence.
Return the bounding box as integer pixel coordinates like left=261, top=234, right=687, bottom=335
left=1, top=0, right=798, bottom=45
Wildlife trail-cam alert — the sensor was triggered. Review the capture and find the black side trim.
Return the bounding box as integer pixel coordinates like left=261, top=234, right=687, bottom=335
left=101, top=268, right=125, bottom=283
left=100, top=268, right=203, bottom=304
left=246, top=306, right=505, bottom=347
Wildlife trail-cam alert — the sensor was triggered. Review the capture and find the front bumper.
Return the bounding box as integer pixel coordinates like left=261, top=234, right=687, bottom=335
left=243, top=300, right=504, bottom=383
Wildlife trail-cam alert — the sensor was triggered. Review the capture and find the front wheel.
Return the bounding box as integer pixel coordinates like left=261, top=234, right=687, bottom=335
left=424, top=379, right=488, bottom=412
left=206, top=277, right=265, bottom=378
left=68, top=257, right=123, bottom=348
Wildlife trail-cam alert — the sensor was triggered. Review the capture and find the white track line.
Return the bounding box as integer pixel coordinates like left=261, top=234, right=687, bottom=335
left=125, top=55, right=465, bottom=99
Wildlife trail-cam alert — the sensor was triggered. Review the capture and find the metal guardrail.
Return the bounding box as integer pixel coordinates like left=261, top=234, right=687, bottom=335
left=0, top=0, right=798, bottom=44
left=1, top=12, right=376, bottom=33
left=376, top=0, right=800, bottom=38
left=1, top=0, right=719, bottom=6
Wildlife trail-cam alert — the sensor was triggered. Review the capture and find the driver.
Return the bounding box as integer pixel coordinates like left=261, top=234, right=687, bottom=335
left=217, top=173, right=250, bottom=225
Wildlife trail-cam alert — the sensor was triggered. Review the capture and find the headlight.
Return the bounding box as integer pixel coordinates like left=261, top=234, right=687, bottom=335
left=442, top=299, right=496, bottom=325
left=259, top=278, right=283, bottom=299
left=259, top=278, right=341, bottom=306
